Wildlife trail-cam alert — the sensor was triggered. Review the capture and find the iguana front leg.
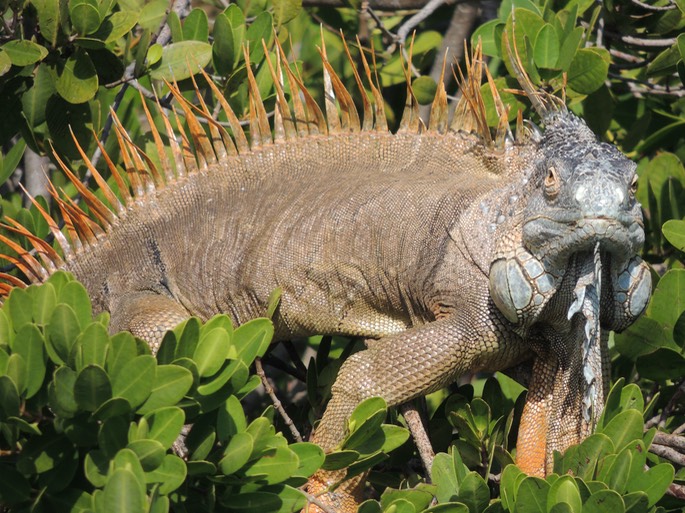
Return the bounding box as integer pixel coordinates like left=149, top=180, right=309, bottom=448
left=109, top=291, right=189, bottom=353
left=305, top=314, right=528, bottom=511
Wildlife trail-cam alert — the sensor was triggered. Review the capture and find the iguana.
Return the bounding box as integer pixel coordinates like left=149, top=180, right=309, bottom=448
left=0, top=39, right=651, bottom=512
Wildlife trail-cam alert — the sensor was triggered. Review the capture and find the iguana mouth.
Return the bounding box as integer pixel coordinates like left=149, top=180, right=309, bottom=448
left=523, top=215, right=644, bottom=267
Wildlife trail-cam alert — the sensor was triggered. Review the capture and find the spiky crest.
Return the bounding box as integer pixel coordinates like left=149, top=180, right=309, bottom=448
left=0, top=38, right=550, bottom=297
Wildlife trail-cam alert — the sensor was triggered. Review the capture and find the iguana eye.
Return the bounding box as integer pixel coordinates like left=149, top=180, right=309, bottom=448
left=630, top=174, right=638, bottom=196
left=544, top=166, right=560, bottom=198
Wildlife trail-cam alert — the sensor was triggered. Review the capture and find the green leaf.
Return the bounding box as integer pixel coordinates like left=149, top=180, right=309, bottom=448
left=471, top=19, right=503, bottom=58
left=13, top=324, right=46, bottom=398
left=137, top=364, right=193, bottom=414
left=145, top=454, right=186, bottom=495
left=111, top=355, right=156, bottom=409
left=598, top=410, right=643, bottom=452
left=626, top=463, right=674, bottom=507
left=432, top=452, right=460, bottom=503
left=0, top=464, right=31, bottom=505
left=112, top=448, right=146, bottom=492
left=33, top=0, right=62, bottom=46
left=55, top=49, right=99, bottom=103
left=581, top=489, right=624, bottom=513
left=232, top=318, right=274, bottom=366
left=77, top=322, right=109, bottom=370
left=290, top=442, right=325, bottom=478
left=245, top=11, right=273, bottom=63
left=273, top=0, right=302, bottom=27
left=174, top=317, right=200, bottom=360
left=149, top=41, right=212, bottom=81
left=0, top=375, right=20, bottom=420
left=127, top=438, right=165, bottom=471
left=107, top=331, right=139, bottom=379
left=182, top=8, right=209, bottom=42
left=514, top=476, right=549, bottom=513
left=567, top=48, right=609, bottom=94
left=636, top=347, right=685, bottom=380
left=48, top=366, right=78, bottom=418
left=69, top=0, right=102, bottom=35
left=74, top=364, right=112, bottom=411
left=22, top=64, right=56, bottom=128
left=342, top=397, right=387, bottom=451
left=547, top=475, right=582, bottom=513
left=458, top=472, right=490, bottom=513
left=647, top=45, right=680, bottom=77
left=2, top=40, right=48, bottom=66
left=423, top=505, right=469, bottom=513
left=58, top=280, right=93, bottom=329
left=663, top=219, right=685, bottom=251
left=322, top=450, right=360, bottom=470
left=600, top=446, right=631, bottom=493
left=243, top=446, right=299, bottom=484
left=137, top=0, right=166, bottom=31
left=412, top=76, right=437, bottom=105
left=219, top=431, right=253, bottom=475
left=245, top=416, right=276, bottom=456
left=0, top=49, right=10, bottom=76
left=225, top=492, right=282, bottom=512
left=217, top=395, right=247, bottom=440
left=103, top=468, right=147, bottom=513
left=554, top=433, right=614, bottom=480
left=7, top=287, right=33, bottom=332
left=193, top=327, right=230, bottom=377
left=0, top=138, right=26, bottom=185
left=144, top=406, right=185, bottom=449
left=93, top=11, right=140, bottom=45
left=7, top=353, right=26, bottom=396
left=614, top=316, right=671, bottom=360
left=534, top=24, right=560, bottom=68
left=46, top=304, right=81, bottom=365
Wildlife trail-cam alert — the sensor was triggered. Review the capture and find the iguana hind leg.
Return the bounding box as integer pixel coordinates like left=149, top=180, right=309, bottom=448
left=109, top=291, right=189, bottom=353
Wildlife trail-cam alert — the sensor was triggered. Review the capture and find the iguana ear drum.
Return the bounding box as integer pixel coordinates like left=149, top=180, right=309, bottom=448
left=489, top=258, right=532, bottom=324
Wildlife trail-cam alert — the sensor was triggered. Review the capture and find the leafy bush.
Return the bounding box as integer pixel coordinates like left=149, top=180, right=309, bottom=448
left=1, top=0, right=685, bottom=512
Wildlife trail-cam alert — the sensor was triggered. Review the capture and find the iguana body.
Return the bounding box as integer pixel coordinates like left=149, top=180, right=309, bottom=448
left=0, top=43, right=651, bottom=511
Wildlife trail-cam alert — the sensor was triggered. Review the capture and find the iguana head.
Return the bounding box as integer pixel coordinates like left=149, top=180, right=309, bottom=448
left=521, top=112, right=644, bottom=270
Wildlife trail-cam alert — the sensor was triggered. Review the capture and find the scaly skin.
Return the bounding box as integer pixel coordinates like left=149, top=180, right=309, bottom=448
left=0, top=46, right=652, bottom=512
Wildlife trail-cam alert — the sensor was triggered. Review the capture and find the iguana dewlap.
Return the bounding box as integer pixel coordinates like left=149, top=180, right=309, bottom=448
left=0, top=42, right=651, bottom=511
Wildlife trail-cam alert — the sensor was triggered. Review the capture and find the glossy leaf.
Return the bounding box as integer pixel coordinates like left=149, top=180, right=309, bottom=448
left=2, top=40, right=48, bottom=66
left=74, top=365, right=112, bottom=411
left=55, top=50, right=98, bottom=103
left=149, top=41, right=212, bottom=81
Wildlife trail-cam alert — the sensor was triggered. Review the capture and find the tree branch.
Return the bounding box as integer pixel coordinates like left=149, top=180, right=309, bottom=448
left=400, top=401, right=435, bottom=480
left=303, top=0, right=457, bottom=10
left=255, top=357, right=303, bottom=442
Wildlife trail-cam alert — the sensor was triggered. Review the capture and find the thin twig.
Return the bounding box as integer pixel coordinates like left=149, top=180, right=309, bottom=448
left=255, top=357, right=303, bottom=442
left=630, top=0, right=676, bottom=11
left=652, top=431, right=685, bottom=451
left=400, top=401, right=435, bottom=480
left=395, top=0, right=448, bottom=46
left=646, top=379, right=685, bottom=428
left=301, top=491, right=338, bottom=513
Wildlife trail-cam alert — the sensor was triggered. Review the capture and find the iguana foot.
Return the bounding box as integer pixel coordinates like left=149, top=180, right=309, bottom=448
left=303, top=469, right=364, bottom=513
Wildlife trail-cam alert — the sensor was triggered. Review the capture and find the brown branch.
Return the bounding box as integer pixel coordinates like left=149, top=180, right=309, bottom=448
left=649, top=443, right=685, bottom=466
left=400, top=401, right=435, bottom=480
left=653, top=431, right=685, bottom=451
left=667, top=482, right=685, bottom=500
left=303, top=0, right=456, bottom=10
left=630, top=0, right=677, bottom=11
left=255, top=357, right=303, bottom=442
